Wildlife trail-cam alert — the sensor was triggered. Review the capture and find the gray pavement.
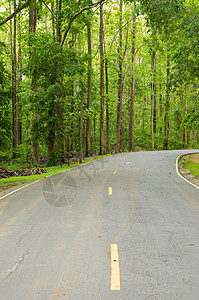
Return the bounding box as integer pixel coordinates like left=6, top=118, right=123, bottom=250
left=0, top=150, right=199, bottom=300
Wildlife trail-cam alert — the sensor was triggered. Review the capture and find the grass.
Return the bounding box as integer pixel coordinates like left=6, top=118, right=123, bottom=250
left=0, top=154, right=112, bottom=188
left=180, top=154, right=199, bottom=177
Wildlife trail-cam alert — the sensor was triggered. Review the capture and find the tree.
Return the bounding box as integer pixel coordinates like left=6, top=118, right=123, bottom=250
left=129, top=1, right=136, bottom=152
left=116, top=0, right=123, bottom=154
left=99, top=2, right=105, bottom=155
left=86, top=23, right=92, bottom=156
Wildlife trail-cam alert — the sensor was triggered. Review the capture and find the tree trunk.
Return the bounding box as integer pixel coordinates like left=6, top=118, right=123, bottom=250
left=151, top=50, right=156, bottom=150
left=129, top=2, right=136, bottom=152
left=17, top=7, right=22, bottom=145
left=164, top=52, right=170, bottom=150
left=143, top=96, right=146, bottom=148
left=10, top=0, right=17, bottom=150
left=56, top=0, right=64, bottom=154
left=51, top=0, right=55, bottom=36
left=193, top=131, right=196, bottom=149
left=29, top=0, right=39, bottom=160
left=116, top=0, right=123, bottom=154
left=56, top=0, right=61, bottom=43
left=79, top=82, right=84, bottom=163
left=185, top=97, right=188, bottom=149
left=86, top=24, right=92, bottom=156
left=121, top=50, right=129, bottom=152
left=105, top=57, right=109, bottom=154
left=99, top=3, right=105, bottom=155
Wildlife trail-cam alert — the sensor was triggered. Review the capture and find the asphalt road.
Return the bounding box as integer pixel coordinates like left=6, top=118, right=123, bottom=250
left=0, top=150, right=199, bottom=300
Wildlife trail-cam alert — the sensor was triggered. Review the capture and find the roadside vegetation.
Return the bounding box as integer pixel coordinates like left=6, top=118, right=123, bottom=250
left=179, top=154, right=199, bottom=178
left=0, top=154, right=110, bottom=188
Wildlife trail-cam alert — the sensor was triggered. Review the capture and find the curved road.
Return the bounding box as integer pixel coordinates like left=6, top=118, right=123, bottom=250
left=0, top=150, right=199, bottom=300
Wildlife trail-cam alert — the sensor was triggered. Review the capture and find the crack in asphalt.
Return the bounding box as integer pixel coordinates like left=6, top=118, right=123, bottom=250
left=16, top=224, right=35, bottom=246
left=144, top=293, right=159, bottom=300
left=168, top=232, right=177, bottom=250
left=5, top=250, right=29, bottom=278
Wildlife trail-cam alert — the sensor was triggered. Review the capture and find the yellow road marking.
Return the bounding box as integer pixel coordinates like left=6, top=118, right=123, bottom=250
left=113, top=170, right=117, bottom=174
left=110, top=244, right=120, bottom=290
left=108, top=187, right=112, bottom=195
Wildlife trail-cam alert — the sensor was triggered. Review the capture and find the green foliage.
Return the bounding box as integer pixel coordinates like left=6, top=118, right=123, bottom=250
left=181, top=111, right=199, bottom=131
left=0, top=0, right=198, bottom=168
left=0, top=43, right=11, bottom=151
left=140, top=0, right=185, bottom=34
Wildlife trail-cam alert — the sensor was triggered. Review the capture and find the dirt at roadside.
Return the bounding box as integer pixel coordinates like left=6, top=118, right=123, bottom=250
left=0, top=183, right=33, bottom=198
left=179, top=154, right=199, bottom=188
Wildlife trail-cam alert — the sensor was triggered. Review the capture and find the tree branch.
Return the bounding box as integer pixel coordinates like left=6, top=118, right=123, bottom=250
left=0, top=0, right=31, bottom=27
left=42, top=0, right=57, bottom=20
left=61, top=0, right=107, bottom=47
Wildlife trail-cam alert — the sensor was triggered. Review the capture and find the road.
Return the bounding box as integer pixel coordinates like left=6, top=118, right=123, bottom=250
left=0, top=150, right=199, bottom=300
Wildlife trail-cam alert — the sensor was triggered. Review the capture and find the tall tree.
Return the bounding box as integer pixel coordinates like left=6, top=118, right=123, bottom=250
left=99, top=2, right=105, bottom=155
left=151, top=48, right=156, bottom=150
left=105, top=49, right=109, bottom=154
left=10, top=0, right=17, bottom=150
left=164, top=51, right=170, bottom=149
left=56, top=0, right=64, bottom=154
left=129, top=1, right=136, bottom=152
left=86, top=24, right=92, bottom=156
left=116, top=0, right=123, bottom=154
left=29, top=0, right=39, bottom=160
left=16, top=4, right=22, bottom=146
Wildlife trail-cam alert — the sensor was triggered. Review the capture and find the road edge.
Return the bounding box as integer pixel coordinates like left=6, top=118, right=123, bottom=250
left=0, top=154, right=110, bottom=201
left=0, top=167, right=73, bottom=201
left=176, top=154, right=199, bottom=190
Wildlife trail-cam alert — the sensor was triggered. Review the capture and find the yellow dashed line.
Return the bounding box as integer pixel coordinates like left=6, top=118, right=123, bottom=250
left=110, top=244, right=120, bottom=290
left=108, top=187, right=112, bottom=195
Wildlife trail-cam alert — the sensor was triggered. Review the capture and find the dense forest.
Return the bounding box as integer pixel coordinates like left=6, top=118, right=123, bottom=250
left=0, top=0, right=198, bottom=165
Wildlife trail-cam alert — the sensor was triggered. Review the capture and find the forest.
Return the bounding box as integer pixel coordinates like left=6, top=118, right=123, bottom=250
left=0, top=0, right=198, bottom=166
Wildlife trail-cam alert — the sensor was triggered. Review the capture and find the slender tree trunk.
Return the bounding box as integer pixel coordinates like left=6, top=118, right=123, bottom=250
left=79, top=82, right=84, bottom=163
left=121, top=51, right=129, bottom=152
left=70, top=82, right=74, bottom=151
left=10, top=0, right=17, bottom=150
left=164, top=52, right=170, bottom=150
left=143, top=96, right=146, bottom=148
left=56, top=0, right=64, bottom=154
left=29, top=0, right=39, bottom=160
left=185, top=97, right=188, bottom=149
left=159, top=82, right=162, bottom=116
left=51, top=0, right=55, bottom=36
left=99, top=3, right=105, bottom=155
left=193, top=131, right=196, bottom=149
left=105, top=57, right=109, bottom=154
left=56, top=0, right=61, bottom=42
left=86, top=24, right=92, bottom=156
left=116, top=0, right=123, bottom=154
left=78, top=33, right=84, bottom=162
left=121, top=107, right=125, bottom=152
left=129, top=2, right=136, bottom=152
left=17, top=8, right=22, bottom=145
left=151, top=50, right=156, bottom=150
left=48, top=0, right=63, bottom=159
